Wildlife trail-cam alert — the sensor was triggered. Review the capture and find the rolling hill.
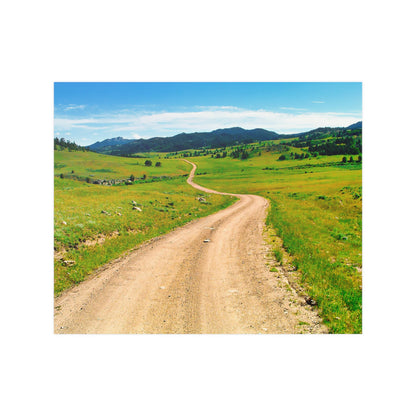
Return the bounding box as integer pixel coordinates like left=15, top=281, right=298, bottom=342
left=87, top=127, right=280, bottom=155
left=86, top=123, right=362, bottom=155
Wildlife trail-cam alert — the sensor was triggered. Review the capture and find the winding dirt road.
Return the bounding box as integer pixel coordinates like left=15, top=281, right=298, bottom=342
left=54, top=161, right=327, bottom=334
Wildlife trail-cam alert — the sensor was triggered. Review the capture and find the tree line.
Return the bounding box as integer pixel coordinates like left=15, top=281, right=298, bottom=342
left=54, top=137, right=87, bottom=151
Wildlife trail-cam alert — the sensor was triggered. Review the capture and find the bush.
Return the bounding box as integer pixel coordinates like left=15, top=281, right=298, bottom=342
left=279, top=154, right=286, bottom=161
left=155, top=161, right=161, bottom=167
left=145, top=160, right=152, bottom=166
left=274, top=248, right=283, bottom=264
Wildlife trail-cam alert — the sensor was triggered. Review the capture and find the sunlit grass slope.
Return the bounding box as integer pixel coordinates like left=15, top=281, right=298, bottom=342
left=54, top=150, right=188, bottom=180
left=54, top=152, right=235, bottom=294
left=188, top=151, right=362, bottom=334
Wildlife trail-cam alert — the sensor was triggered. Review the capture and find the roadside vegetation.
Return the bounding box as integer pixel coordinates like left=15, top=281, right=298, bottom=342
left=181, top=133, right=362, bottom=334
left=54, top=152, right=235, bottom=294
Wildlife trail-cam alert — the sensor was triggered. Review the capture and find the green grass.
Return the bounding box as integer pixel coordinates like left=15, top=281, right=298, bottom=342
left=54, top=150, right=188, bottom=180
left=186, top=151, right=362, bottom=333
left=54, top=151, right=235, bottom=294
left=54, top=146, right=362, bottom=334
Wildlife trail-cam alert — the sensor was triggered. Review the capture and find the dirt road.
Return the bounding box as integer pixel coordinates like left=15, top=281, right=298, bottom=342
left=54, top=161, right=327, bottom=334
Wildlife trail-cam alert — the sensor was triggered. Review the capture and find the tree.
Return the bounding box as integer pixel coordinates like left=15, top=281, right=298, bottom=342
left=145, top=160, right=152, bottom=166
left=130, top=174, right=135, bottom=181
left=155, top=161, right=161, bottom=167
left=358, top=155, right=362, bottom=162
left=279, top=154, right=286, bottom=161
left=342, top=156, right=347, bottom=163
left=240, top=150, right=249, bottom=160
left=349, top=156, right=354, bottom=163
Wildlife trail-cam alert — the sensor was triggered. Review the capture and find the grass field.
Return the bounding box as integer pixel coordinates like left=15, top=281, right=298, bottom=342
left=54, top=149, right=188, bottom=180
left=54, top=152, right=235, bottom=294
left=186, top=147, right=362, bottom=333
left=54, top=142, right=362, bottom=333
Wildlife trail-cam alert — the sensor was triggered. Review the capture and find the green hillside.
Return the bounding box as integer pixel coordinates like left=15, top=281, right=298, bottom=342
left=54, top=150, right=235, bottom=294
left=54, top=132, right=362, bottom=333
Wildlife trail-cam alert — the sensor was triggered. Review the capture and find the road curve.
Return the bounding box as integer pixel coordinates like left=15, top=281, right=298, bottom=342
left=54, top=160, right=327, bottom=334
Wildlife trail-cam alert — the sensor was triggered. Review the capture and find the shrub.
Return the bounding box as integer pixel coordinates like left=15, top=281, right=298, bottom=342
left=145, top=160, right=152, bottom=166
left=274, top=248, right=283, bottom=264
left=279, top=154, right=286, bottom=161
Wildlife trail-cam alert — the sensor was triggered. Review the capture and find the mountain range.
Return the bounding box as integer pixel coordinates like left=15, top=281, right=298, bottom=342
left=87, top=123, right=362, bottom=155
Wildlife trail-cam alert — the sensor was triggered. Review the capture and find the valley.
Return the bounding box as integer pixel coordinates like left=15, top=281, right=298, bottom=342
left=54, top=125, right=362, bottom=333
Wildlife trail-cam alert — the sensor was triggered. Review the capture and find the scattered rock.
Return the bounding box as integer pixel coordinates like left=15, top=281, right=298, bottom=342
left=160, top=286, right=166, bottom=290
left=197, top=197, right=206, bottom=202
left=305, top=297, right=317, bottom=306
left=131, top=200, right=137, bottom=205
left=116, top=212, right=122, bottom=216
left=101, top=210, right=110, bottom=215
left=133, top=206, right=142, bottom=211
left=203, top=239, right=210, bottom=243
left=61, top=259, right=76, bottom=266
left=61, top=220, right=67, bottom=225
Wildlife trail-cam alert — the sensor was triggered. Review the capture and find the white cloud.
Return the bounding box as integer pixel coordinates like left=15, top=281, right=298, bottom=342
left=119, top=109, right=360, bottom=135
left=55, top=107, right=362, bottom=140
left=312, top=101, right=325, bottom=104
left=280, top=107, right=307, bottom=111
left=64, top=104, right=86, bottom=111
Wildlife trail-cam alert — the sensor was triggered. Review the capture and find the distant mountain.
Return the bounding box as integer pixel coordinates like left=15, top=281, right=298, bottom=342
left=86, top=123, right=362, bottom=155
left=87, top=127, right=280, bottom=155
left=347, top=121, right=362, bottom=129
left=88, top=136, right=133, bottom=153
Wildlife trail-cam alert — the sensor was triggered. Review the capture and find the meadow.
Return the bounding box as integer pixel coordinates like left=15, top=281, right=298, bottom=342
left=54, top=137, right=362, bottom=333
left=54, top=150, right=189, bottom=180
left=184, top=142, right=362, bottom=333
left=54, top=151, right=235, bottom=294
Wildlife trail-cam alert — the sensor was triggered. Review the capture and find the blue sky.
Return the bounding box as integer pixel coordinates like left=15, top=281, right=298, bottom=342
left=54, top=82, right=362, bottom=145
